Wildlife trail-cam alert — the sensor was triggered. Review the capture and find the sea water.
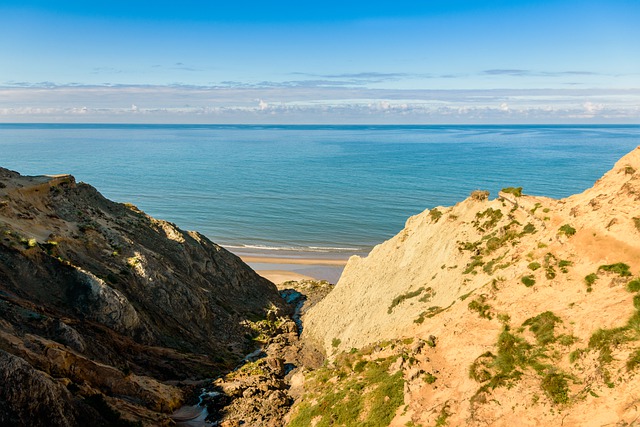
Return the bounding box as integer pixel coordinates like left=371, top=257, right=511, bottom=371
left=1, top=124, right=638, bottom=255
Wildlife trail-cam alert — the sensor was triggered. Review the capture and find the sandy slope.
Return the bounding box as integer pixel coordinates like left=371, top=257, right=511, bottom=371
left=302, top=147, right=640, bottom=426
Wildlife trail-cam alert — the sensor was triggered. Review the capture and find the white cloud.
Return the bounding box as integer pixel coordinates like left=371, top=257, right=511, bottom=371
left=0, top=84, right=638, bottom=124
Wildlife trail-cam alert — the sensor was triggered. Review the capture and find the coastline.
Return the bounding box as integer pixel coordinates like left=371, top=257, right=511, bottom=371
left=229, top=247, right=361, bottom=284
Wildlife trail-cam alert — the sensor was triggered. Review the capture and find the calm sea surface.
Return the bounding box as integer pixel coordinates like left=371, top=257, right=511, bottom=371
left=1, top=124, right=638, bottom=254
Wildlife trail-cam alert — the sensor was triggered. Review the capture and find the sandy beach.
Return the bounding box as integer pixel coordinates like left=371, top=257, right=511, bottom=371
left=233, top=251, right=353, bottom=284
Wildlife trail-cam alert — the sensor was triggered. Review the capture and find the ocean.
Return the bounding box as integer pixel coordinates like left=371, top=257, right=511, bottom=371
left=1, top=124, right=638, bottom=256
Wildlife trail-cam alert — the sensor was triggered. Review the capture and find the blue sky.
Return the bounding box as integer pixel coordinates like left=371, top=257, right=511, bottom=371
left=0, top=0, right=638, bottom=123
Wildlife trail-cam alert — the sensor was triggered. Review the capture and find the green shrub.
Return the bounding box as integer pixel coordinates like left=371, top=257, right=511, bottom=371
left=388, top=287, right=425, bottom=313
left=468, top=296, right=493, bottom=320
left=331, top=338, right=341, bottom=348
left=474, top=208, right=504, bottom=231
left=493, top=328, right=533, bottom=375
left=599, top=263, right=632, bottom=277
left=545, top=266, right=557, bottom=280
left=418, top=287, right=435, bottom=303
left=541, top=371, right=570, bottom=404
left=558, top=224, right=576, bottom=237
left=501, top=187, right=523, bottom=197
left=522, top=223, right=537, bottom=234
left=523, top=311, right=562, bottom=345
left=627, top=279, right=640, bottom=292
left=584, top=273, right=596, bottom=284
left=556, top=334, right=579, bottom=346
left=634, top=217, right=640, bottom=232
left=424, top=372, right=437, bottom=384
left=521, top=275, right=536, bottom=287
left=484, top=229, right=519, bottom=254
left=429, top=208, right=443, bottom=222
left=584, top=273, right=597, bottom=292
left=558, top=260, right=573, bottom=273
left=463, top=256, right=484, bottom=274
left=626, top=348, right=640, bottom=371
left=588, top=327, right=631, bottom=364
left=528, top=262, right=541, bottom=271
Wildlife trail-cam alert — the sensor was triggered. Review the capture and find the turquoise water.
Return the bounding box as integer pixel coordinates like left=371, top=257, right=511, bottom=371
left=1, top=124, right=638, bottom=254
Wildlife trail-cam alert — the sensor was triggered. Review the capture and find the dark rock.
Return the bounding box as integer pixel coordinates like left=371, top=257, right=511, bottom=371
left=0, top=169, right=289, bottom=425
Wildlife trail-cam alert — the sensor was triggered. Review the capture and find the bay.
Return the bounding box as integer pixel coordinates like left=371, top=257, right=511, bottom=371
left=1, top=124, right=638, bottom=254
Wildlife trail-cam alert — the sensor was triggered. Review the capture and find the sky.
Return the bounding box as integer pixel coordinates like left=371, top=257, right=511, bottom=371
left=0, top=0, right=639, bottom=124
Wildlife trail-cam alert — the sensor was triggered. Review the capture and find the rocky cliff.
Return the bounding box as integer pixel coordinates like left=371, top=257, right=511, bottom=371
left=0, top=168, right=286, bottom=426
left=298, top=147, right=640, bottom=426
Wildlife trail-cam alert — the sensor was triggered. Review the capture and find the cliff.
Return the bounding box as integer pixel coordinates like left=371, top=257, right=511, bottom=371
left=298, top=147, right=640, bottom=426
left=0, top=168, right=286, bottom=426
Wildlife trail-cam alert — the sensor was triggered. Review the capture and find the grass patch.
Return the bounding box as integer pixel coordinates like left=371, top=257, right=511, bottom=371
left=541, top=371, right=570, bottom=404
left=483, top=255, right=508, bottom=274
left=459, top=291, right=474, bottom=301
left=434, top=403, right=451, bottom=427
left=528, top=262, right=541, bottom=271
left=469, top=351, right=496, bottom=383
left=474, top=208, right=503, bottom=231
left=501, top=187, right=523, bottom=197
left=429, top=208, right=443, bottom=223
left=463, top=256, right=484, bottom=275
left=522, top=223, right=537, bottom=234
left=588, top=327, right=632, bottom=364
left=626, top=348, right=640, bottom=371
left=599, top=263, right=632, bottom=277
left=530, top=203, right=542, bottom=214
left=288, top=353, right=405, bottom=427
left=585, top=273, right=597, bottom=292
left=556, top=334, right=579, bottom=346
left=633, top=217, right=640, bottom=233
left=388, top=287, right=424, bottom=314
left=418, top=287, right=435, bottom=303
left=521, top=275, right=536, bottom=287
left=484, top=228, right=519, bottom=254
left=558, top=260, right=573, bottom=273
left=468, top=295, right=493, bottom=320
left=414, top=304, right=452, bottom=324
left=523, top=311, right=562, bottom=345
left=558, top=224, right=576, bottom=237
left=469, top=322, right=575, bottom=407
left=332, top=338, right=342, bottom=348
left=627, top=279, right=640, bottom=292
left=424, top=372, right=437, bottom=384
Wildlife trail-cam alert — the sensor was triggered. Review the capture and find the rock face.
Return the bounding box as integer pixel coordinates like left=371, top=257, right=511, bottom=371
left=302, top=147, right=640, bottom=426
left=0, top=168, right=286, bottom=425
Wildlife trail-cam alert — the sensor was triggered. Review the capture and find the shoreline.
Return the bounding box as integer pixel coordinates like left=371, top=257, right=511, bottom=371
left=229, top=248, right=359, bottom=284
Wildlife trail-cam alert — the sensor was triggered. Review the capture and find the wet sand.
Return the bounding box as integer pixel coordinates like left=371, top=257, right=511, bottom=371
left=230, top=248, right=358, bottom=284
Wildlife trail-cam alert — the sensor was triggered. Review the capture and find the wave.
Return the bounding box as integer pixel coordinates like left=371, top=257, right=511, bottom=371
left=223, top=243, right=366, bottom=253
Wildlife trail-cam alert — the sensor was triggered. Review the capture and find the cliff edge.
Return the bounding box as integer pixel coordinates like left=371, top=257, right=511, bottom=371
left=0, top=168, right=286, bottom=426
left=297, top=146, right=640, bottom=426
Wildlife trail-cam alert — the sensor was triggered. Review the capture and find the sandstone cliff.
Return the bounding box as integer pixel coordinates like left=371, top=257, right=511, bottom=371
left=0, top=168, right=286, bottom=425
left=298, top=147, right=640, bottom=426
